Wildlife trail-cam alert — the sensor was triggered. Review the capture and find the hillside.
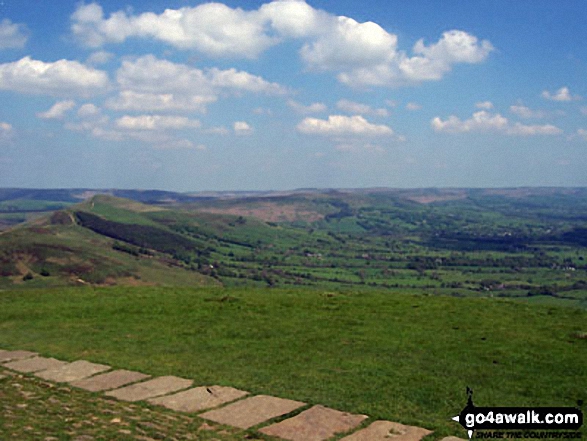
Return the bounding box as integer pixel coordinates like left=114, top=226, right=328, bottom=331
left=0, top=189, right=586, bottom=308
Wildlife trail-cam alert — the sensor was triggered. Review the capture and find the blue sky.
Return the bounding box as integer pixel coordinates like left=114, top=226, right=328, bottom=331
left=0, top=0, right=586, bottom=191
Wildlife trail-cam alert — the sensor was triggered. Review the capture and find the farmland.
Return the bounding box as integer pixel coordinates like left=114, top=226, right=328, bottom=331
left=0, top=187, right=586, bottom=439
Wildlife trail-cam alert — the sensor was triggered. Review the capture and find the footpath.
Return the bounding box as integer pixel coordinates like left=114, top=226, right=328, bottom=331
left=1, top=349, right=465, bottom=441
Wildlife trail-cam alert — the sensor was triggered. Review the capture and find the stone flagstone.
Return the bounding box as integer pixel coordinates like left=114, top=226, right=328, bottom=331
left=36, top=360, right=111, bottom=383
left=199, top=395, right=306, bottom=429
left=339, top=420, right=433, bottom=441
left=71, top=369, right=151, bottom=392
left=0, top=350, right=38, bottom=363
left=260, top=404, right=367, bottom=441
left=3, top=356, right=68, bottom=373
left=105, top=376, right=192, bottom=402
left=148, top=385, right=248, bottom=413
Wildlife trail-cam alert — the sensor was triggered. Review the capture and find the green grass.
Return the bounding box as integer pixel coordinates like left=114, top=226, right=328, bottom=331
left=0, top=370, right=250, bottom=440
left=1, top=286, right=585, bottom=439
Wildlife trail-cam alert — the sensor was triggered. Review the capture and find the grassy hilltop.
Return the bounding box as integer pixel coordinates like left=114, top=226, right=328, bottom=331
left=1, top=187, right=586, bottom=439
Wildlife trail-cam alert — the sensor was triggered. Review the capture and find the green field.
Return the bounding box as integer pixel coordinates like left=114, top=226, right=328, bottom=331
left=1, top=286, right=585, bottom=439
left=1, top=188, right=586, bottom=439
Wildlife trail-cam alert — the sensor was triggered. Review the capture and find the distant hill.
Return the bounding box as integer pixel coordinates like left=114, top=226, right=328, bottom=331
left=1, top=189, right=586, bottom=308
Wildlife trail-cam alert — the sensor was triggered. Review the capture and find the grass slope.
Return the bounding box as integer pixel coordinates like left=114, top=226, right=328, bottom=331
left=0, top=286, right=585, bottom=439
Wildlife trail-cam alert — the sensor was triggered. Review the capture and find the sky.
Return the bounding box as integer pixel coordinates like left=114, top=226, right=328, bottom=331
left=0, top=0, right=586, bottom=191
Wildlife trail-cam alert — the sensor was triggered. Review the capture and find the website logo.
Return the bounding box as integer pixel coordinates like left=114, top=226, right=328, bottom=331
left=451, top=388, right=583, bottom=439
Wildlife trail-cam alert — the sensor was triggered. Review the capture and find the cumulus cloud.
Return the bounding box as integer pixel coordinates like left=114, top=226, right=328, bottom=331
left=398, top=30, right=493, bottom=82
left=577, top=129, right=587, bottom=141
left=234, top=121, right=253, bottom=135
left=509, top=105, right=545, bottom=119
left=0, top=19, right=29, bottom=49
left=336, top=99, right=388, bottom=116
left=287, top=99, right=326, bottom=114
left=475, top=101, right=493, bottom=109
left=37, top=100, right=76, bottom=119
left=207, top=67, right=286, bottom=94
left=107, top=55, right=284, bottom=113
left=541, top=87, right=581, bottom=102
left=115, top=115, right=201, bottom=131
left=71, top=2, right=276, bottom=58
left=406, top=102, right=422, bottom=111
left=0, top=56, right=109, bottom=96
left=432, top=110, right=562, bottom=136
left=71, top=2, right=492, bottom=87
left=297, top=115, right=393, bottom=136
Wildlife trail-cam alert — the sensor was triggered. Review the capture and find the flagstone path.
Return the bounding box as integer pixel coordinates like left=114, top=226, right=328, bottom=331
left=0, top=347, right=466, bottom=441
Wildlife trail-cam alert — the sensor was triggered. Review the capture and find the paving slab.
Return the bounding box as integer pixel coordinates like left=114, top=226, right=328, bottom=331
left=3, top=356, right=68, bottom=373
left=36, top=360, right=111, bottom=382
left=0, top=350, right=38, bottom=363
left=70, top=369, right=151, bottom=392
left=148, top=385, right=249, bottom=413
left=105, top=376, right=193, bottom=402
left=199, top=395, right=306, bottom=429
left=260, top=404, right=367, bottom=441
left=339, top=420, right=433, bottom=441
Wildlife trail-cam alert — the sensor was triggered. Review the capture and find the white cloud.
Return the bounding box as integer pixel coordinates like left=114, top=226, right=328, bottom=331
left=432, top=110, right=562, bottom=136
left=406, top=102, right=422, bottom=111
left=577, top=129, right=587, bottom=141
left=287, top=100, right=327, bottom=114
left=581, top=107, right=587, bottom=116
left=301, top=16, right=397, bottom=72
left=115, top=115, right=201, bottom=131
left=475, top=101, right=493, bottom=109
left=509, top=105, right=545, bottom=119
left=207, top=67, right=286, bottom=94
left=541, top=87, right=581, bottom=102
left=507, top=122, right=562, bottom=136
left=297, top=115, right=393, bottom=136
left=0, top=19, right=29, bottom=49
left=0, top=56, right=109, bottom=96
left=110, top=55, right=284, bottom=113
left=71, top=2, right=492, bottom=87
left=71, top=2, right=276, bottom=58
left=399, top=30, right=493, bottom=82
left=106, top=55, right=284, bottom=113
left=432, top=111, right=507, bottom=133
left=234, top=121, right=253, bottom=135
left=86, top=50, right=114, bottom=65
left=106, top=90, right=217, bottom=113
left=37, top=100, right=76, bottom=119
left=336, top=99, right=388, bottom=116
